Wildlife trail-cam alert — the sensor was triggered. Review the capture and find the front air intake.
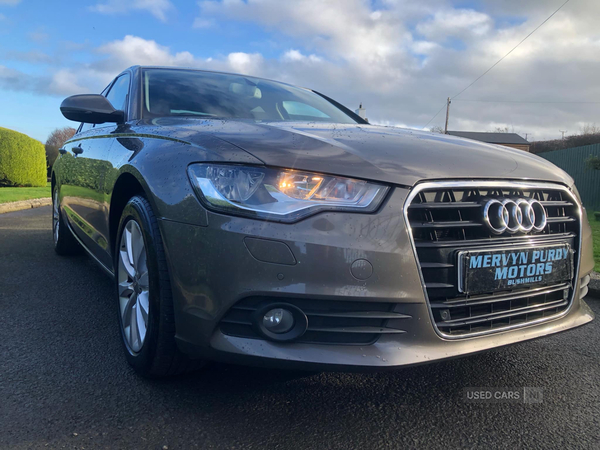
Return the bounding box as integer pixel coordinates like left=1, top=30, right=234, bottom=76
left=219, top=297, right=411, bottom=345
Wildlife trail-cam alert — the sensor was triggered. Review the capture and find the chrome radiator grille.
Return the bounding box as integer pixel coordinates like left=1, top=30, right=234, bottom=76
left=405, top=181, right=580, bottom=338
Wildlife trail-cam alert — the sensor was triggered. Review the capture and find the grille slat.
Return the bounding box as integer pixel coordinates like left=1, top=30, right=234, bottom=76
left=231, top=306, right=255, bottom=312
left=546, top=216, right=577, bottom=223
left=303, top=311, right=410, bottom=319
left=436, top=299, right=569, bottom=328
left=406, top=182, right=580, bottom=338
left=414, top=233, right=576, bottom=248
left=220, top=318, right=253, bottom=325
left=409, top=202, right=481, bottom=209
left=541, top=201, right=574, bottom=207
left=430, top=283, right=570, bottom=308
left=426, top=282, right=455, bottom=289
left=421, top=262, right=454, bottom=269
left=412, top=221, right=482, bottom=229
left=307, top=326, right=407, bottom=334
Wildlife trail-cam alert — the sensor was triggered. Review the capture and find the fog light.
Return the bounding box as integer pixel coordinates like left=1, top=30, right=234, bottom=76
left=262, top=308, right=295, bottom=334
left=253, top=303, right=308, bottom=342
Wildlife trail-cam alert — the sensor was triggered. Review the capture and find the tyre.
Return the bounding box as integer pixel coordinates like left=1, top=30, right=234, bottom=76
left=115, top=195, right=204, bottom=378
left=52, top=186, right=81, bottom=255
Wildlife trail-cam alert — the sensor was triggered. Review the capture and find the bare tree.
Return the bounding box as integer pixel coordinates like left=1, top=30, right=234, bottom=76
left=581, top=123, right=600, bottom=135
left=492, top=126, right=513, bottom=133
left=530, top=123, right=600, bottom=154
left=45, top=127, right=76, bottom=175
left=429, top=126, right=445, bottom=134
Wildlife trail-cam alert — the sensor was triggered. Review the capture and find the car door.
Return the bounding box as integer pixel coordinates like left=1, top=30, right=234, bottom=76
left=61, top=73, right=131, bottom=268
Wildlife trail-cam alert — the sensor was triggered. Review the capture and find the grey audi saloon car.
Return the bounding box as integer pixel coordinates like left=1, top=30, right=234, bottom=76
left=53, top=66, right=595, bottom=377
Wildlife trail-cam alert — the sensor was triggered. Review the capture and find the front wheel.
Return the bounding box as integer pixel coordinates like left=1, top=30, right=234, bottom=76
left=115, top=195, right=204, bottom=378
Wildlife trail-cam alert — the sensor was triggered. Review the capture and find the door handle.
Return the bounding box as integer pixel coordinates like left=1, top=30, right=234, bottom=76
left=72, top=145, right=84, bottom=155
left=59, top=147, right=67, bottom=155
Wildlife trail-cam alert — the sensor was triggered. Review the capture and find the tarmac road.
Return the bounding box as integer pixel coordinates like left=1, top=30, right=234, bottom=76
left=1, top=206, right=599, bottom=449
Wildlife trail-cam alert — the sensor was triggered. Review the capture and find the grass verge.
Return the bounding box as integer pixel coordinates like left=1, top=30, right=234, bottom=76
left=0, top=182, right=51, bottom=204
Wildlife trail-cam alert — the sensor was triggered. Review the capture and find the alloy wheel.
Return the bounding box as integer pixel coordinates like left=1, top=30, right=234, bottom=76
left=117, top=219, right=150, bottom=353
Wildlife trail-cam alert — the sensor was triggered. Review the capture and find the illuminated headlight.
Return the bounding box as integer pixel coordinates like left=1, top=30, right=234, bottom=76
left=188, top=164, right=388, bottom=222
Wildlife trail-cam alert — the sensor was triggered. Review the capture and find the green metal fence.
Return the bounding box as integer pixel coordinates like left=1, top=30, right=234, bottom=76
left=538, top=144, right=600, bottom=211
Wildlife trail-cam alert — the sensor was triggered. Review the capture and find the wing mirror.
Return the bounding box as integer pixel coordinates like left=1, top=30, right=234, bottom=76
left=60, top=94, right=125, bottom=124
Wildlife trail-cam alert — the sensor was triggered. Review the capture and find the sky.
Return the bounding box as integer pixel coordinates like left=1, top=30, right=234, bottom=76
left=0, top=0, right=599, bottom=143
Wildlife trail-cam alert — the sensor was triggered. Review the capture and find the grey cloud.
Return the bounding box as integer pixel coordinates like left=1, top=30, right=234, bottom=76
left=0, top=66, right=49, bottom=93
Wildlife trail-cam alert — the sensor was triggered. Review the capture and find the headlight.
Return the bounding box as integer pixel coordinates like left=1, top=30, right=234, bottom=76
left=188, top=164, right=389, bottom=222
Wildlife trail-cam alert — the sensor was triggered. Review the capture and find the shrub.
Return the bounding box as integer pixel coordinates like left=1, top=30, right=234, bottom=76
left=586, top=155, right=600, bottom=170
left=530, top=133, right=600, bottom=154
left=0, top=127, right=47, bottom=187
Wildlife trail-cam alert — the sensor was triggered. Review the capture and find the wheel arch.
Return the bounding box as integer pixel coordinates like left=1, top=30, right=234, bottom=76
left=109, top=169, right=155, bottom=255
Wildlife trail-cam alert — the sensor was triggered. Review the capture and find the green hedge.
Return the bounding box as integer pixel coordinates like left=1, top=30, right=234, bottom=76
left=0, top=127, right=47, bottom=187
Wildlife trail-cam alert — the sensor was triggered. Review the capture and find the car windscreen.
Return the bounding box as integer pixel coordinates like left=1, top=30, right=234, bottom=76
left=142, top=69, right=358, bottom=124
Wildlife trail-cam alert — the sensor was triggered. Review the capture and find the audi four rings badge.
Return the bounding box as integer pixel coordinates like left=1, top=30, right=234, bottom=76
left=483, top=198, right=547, bottom=235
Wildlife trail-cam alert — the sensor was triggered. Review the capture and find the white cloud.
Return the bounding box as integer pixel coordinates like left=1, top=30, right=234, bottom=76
left=48, top=70, right=88, bottom=96
left=411, top=41, right=440, bottom=56
left=97, top=35, right=197, bottom=67
left=282, top=49, right=322, bottom=63
left=227, top=52, right=264, bottom=75
left=51, top=37, right=269, bottom=92
left=90, top=0, right=174, bottom=22
left=416, top=9, right=493, bottom=40
left=199, top=0, right=406, bottom=65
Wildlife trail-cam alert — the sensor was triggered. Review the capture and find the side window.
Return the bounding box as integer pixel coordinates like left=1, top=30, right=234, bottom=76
left=105, top=74, right=130, bottom=114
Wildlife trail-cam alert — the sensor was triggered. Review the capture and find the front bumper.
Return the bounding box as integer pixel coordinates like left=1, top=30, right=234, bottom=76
left=205, top=297, right=593, bottom=370
left=158, top=187, right=595, bottom=370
